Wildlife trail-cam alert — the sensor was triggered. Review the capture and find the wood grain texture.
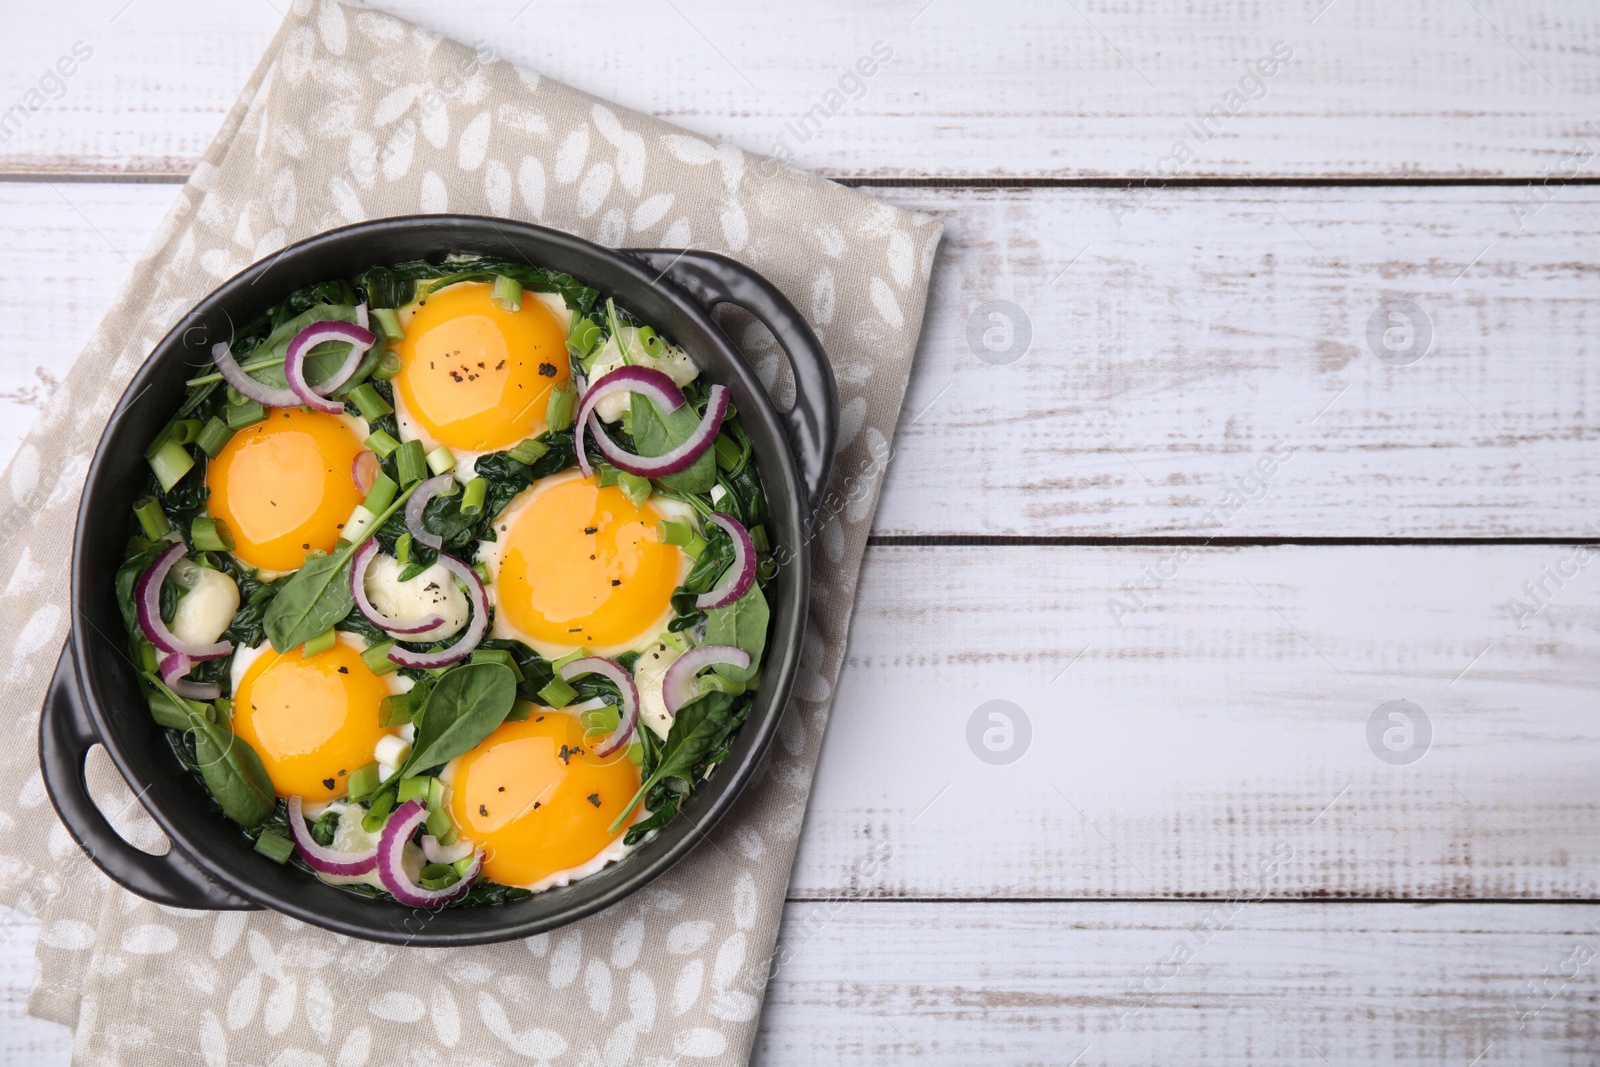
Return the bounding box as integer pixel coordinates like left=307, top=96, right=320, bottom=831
left=789, top=544, right=1600, bottom=900
left=5, top=182, right=1600, bottom=536
left=752, top=902, right=1600, bottom=1065
left=7, top=901, right=1599, bottom=1066
left=0, top=182, right=154, bottom=466
left=881, top=184, right=1600, bottom=537
left=3, top=0, right=1598, bottom=180
left=0, top=910, right=70, bottom=1065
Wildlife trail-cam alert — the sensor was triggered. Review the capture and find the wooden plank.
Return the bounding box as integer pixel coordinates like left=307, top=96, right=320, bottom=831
left=0, top=909, right=71, bottom=1064
left=752, top=901, right=1600, bottom=1066
left=0, top=182, right=156, bottom=467
left=788, top=544, right=1600, bottom=900
left=9, top=901, right=1598, bottom=1066
left=5, top=182, right=1600, bottom=537
left=881, top=183, right=1600, bottom=537
left=4, top=0, right=1599, bottom=180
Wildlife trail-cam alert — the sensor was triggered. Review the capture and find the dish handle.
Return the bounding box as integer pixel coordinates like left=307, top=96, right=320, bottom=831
left=626, top=249, right=839, bottom=516
left=39, top=641, right=258, bottom=911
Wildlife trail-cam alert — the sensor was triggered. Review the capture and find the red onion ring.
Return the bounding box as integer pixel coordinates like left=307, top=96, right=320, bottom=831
left=352, top=450, right=380, bottom=494
left=584, top=386, right=729, bottom=480
left=158, top=652, right=222, bottom=702
left=386, top=555, right=487, bottom=669
left=661, top=645, right=751, bottom=716
left=378, top=799, right=482, bottom=907
left=211, top=341, right=298, bottom=409
left=576, top=368, right=686, bottom=472
left=404, top=473, right=455, bottom=550
left=136, top=543, right=233, bottom=661
left=287, top=795, right=379, bottom=877
left=312, top=304, right=373, bottom=395
left=285, top=319, right=376, bottom=414
left=421, top=834, right=475, bottom=865
left=574, top=366, right=726, bottom=479
left=558, top=657, right=639, bottom=758
left=695, top=513, right=756, bottom=610
left=349, top=539, right=445, bottom=636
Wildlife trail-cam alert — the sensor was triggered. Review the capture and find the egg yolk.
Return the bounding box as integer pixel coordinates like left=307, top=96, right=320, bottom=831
left=231, top=642, right=396, bottom=800
left=205, top=408, right=365, bottom=572
left=494, top=475, right=682, bottom=652
left=450, top=713, right=641, bottom=887
left=393, top=281, right=571, bottom=452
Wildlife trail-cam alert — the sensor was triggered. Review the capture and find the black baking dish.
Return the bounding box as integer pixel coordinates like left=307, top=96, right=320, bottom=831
left=39, top=216, right=836, bottom=946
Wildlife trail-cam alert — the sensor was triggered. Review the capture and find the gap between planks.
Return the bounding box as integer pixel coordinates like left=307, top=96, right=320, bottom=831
left=782, top=894, right=1600, bottom=905
left=8, top=170, right=1600, bottom=189
left=868, top=535, right=1600, bottom=547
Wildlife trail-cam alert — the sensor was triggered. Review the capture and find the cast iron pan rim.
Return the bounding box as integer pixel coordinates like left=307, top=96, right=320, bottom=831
left=67, top=214, right=817, bottom=944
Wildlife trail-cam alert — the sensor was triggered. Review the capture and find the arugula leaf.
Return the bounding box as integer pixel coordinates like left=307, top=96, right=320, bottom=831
left=703, top=581, right=768, bottom=683
left=631, top=393, right=716, bottom=493
left=609, top=691, right=739, bottom=832
left=262, top=551, right=355, bottom=652
left=397, top=662, right=518, bottom=777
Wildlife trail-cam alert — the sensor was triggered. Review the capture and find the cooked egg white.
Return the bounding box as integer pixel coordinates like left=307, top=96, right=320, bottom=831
left=475, top=470, right=694, bottom=659
left=229, top=632, right=410, bottom=818
left=583, top=325, right=700, bottom=423
left=361, top=553, right=470, bottom=643
left=631, top=639, right=685, bottom=743
left=312, top=801, right=426, bottom=892
left=389, top=283, right=574, bottom=479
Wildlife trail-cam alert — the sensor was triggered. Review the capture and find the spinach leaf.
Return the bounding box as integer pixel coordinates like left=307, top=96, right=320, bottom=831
left=353, top=266, right=416, bottom=310
left=477, top=638, right=556, bottom=702
left=189, top=653, right=234, bottom=694
left=610, top=691, right=739, bottom=832
left=150, top=675, right=275, bottom=828
left=718, top=461, right=768, bottom=529
left=145, top=686, right=195, bottom=730
left=398, top=662, right=518, bottom=777
left=311, top=809, right=341, bottom=846
left=632, top=393, right=716, bottom=493
left=220, top=556, right=278, bottom=648
left=334, top=607, right=391, bottom=647
left=662, top=502, right=738, bottom=632
left=263, top=550, right=355, bottom=652
left=623, top=794, right=680, bottom=846
left=249, top=304, right=363, bottom=389
left=451, top=880, right=534, bottom=907
left=681, top=530, right=735, bottom=594
left=654, top=691, right=739, bottom=780
left=702, top=581, right=768, bottom=683
left=115, top=545, right=166, bottom=632
left=373, top=433, right=578, bottom=569
left=158, top=455, right=211, bottom=526
left=471, top=439, right=576, bottom=524
left=190, top=714, right=276, bottom=828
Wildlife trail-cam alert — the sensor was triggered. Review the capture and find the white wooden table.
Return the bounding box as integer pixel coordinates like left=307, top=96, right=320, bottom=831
left=5, top=1, right=1600, bottom=1062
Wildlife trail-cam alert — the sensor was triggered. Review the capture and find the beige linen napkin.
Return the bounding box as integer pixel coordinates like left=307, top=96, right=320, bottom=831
left=0, top=2, right=939, bottom=1063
